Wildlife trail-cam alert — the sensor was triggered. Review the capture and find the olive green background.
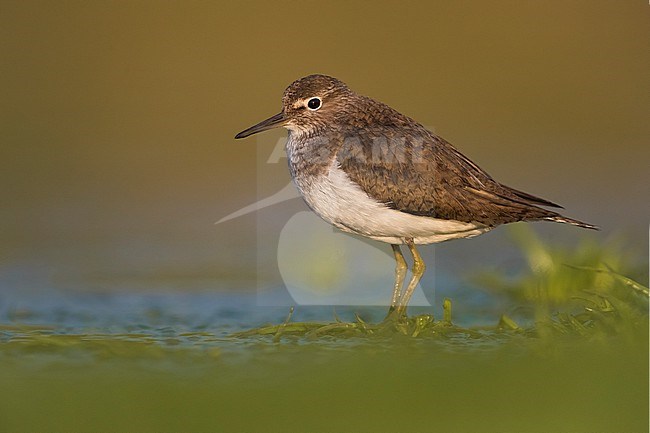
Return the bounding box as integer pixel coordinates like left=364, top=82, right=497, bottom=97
left=1, top=1, right=648, bottom=292
left=1, top=3, right=648, bottom=433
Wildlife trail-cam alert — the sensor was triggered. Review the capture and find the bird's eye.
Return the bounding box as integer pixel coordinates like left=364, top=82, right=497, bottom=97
left=307, top=97, right=321, bottom=111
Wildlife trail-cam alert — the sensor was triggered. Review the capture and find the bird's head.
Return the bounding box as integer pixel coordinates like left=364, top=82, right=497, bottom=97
left=234, top=74, right=352, bottom=139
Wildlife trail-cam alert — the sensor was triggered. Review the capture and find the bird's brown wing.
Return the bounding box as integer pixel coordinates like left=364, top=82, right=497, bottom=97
left=335, top=127, right=563, bottom=227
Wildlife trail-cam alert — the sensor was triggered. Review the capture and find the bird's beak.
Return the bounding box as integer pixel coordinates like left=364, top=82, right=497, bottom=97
left=234, top=112, right=286, bottom=139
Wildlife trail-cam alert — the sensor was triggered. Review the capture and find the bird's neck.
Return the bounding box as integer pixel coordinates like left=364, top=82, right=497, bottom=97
left=285, top=131, right=339, bottom=182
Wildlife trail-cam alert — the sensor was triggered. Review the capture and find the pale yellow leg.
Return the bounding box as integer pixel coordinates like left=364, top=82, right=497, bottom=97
left=396, top=239, right=426, bottom=317
left=389, top=244, right=407, bottom=312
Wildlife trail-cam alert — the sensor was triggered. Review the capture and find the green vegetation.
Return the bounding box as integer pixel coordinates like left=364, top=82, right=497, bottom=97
left=234, top=225, right=648, bottom=343
left=477, top=225, right=648, bottom=340
left=0, top=227, right=647, bottom=433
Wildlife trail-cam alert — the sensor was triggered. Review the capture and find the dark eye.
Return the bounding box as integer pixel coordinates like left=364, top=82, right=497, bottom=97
left=307, top=97, right=321, bottom=111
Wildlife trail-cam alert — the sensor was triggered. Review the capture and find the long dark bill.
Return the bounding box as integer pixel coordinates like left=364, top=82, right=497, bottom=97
left=234, top=112, right=286, bottom=139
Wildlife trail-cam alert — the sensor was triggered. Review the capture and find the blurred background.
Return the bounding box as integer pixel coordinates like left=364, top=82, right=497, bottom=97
left=1, top=3, right=648, bottom=432
left=1, top=1, right=648, bottom=303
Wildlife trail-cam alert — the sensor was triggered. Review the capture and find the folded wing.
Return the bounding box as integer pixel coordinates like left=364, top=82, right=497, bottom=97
left=336, top=127, right=595, bottom=229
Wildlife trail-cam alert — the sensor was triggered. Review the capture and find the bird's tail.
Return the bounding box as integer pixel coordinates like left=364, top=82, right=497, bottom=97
left=545, top=215, right=599, bottom=230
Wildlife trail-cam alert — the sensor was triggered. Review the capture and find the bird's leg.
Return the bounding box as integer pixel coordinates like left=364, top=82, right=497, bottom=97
left=387, top=244, right=407, bottom=316
left=395, top=239, right=426, bottom=317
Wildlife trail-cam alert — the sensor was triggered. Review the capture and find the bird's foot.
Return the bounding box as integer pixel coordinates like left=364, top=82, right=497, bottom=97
left=382, top=306, right=408, bottom=325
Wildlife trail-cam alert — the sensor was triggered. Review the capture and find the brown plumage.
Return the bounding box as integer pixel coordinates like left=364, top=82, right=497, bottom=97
left=282, top=75, right=596, bottom=229
left=235, top=74, right=598, bottom=317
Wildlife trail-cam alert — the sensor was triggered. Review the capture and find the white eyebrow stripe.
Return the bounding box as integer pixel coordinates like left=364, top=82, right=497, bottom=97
left=293, top=96, right=322, bottom=109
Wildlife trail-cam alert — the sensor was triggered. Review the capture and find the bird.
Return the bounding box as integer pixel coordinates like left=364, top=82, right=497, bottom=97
left=234, top=74, right=597, bottom=319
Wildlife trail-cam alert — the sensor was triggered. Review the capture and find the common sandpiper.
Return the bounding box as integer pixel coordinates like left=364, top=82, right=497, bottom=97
left=235, top=74, right=597, bottom=318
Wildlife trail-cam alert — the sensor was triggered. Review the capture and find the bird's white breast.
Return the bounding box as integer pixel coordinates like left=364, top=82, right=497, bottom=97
left=291, top=160, right=490, bottom=245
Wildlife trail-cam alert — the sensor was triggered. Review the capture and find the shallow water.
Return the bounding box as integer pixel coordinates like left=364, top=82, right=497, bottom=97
left=0, top=289, right=647, bottom=433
